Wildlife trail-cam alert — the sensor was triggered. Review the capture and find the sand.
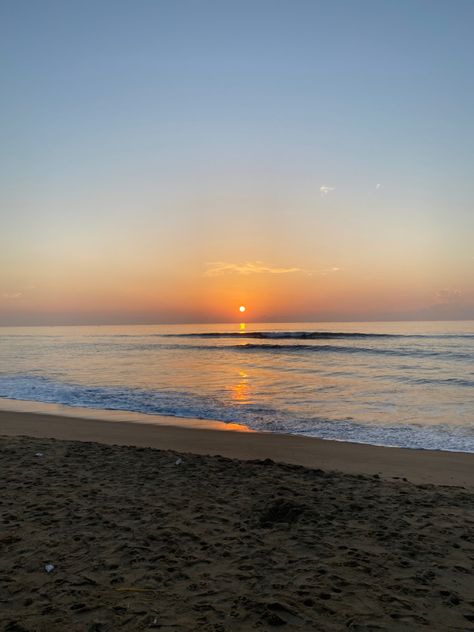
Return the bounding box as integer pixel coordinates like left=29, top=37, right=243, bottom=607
left=1, top=409, right=474, bottom=631
left=1, top=406, right=474, bottom=488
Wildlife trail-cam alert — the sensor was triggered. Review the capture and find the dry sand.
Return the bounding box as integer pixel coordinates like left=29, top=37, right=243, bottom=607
left=1, top=409, right=474, bottom=631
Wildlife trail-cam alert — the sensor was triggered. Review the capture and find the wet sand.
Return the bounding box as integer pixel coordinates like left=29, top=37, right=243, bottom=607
left=1, top=410, right=474, bottom=630
left=0, top=407, right=473, bottom=487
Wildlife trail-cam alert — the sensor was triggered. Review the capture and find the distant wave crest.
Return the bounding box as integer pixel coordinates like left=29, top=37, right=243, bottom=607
left=159, top=331, right=474, bottom=340
left=161, top=331, right=398, bottom=339
left=179, top=342, right=472, bottom=361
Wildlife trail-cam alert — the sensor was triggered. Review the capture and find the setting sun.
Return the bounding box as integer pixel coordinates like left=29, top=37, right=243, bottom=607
left=239, top=305, right=246, bottom=313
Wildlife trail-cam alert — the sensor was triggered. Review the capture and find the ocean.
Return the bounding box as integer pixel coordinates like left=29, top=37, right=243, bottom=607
left=0, top=321, right=473, bottom=452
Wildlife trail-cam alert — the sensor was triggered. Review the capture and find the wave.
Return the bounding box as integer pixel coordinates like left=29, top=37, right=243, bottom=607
left=159, top=331, right=474, bottom=340
left=403, top=376, right=474, bottom=388
left=57, top=340, right=472, bottom=362
left=185, top=342, right=472, bottom=361
left=161, top=331, right=398, bottom=339
left=0, top=374, right=472, bottom=453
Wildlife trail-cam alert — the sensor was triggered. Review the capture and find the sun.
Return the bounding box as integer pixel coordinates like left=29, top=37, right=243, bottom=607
left=239, top=305, right=246, bottom=313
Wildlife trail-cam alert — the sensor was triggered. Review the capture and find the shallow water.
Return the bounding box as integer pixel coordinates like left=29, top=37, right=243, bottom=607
left=0, top=321, right=473, bottom=451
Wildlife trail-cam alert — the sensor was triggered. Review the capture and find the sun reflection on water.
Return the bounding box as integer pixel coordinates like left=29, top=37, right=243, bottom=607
left=230, top=370, right=250, bottom=403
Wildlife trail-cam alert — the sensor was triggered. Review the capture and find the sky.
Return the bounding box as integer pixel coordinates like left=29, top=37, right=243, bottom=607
left=1, top=0, right=473, bottom=325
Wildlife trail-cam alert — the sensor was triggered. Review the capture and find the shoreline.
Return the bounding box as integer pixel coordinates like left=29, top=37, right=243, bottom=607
left=0, top=397, right=253, bottom=432
left=1, top=400, right=473, bottom=487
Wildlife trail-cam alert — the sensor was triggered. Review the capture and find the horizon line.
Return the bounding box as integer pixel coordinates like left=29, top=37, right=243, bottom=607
left=1, top=317, right=473, bottom=328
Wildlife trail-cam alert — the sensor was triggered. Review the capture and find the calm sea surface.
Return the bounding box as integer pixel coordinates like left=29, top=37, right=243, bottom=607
left=0, top=321, right=473, bottom=452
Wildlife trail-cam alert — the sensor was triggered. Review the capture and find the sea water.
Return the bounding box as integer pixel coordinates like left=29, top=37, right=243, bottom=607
left=0, top=321, right=473, bottom=452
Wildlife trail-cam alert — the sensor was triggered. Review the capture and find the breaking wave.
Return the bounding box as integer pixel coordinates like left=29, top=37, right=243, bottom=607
left=0, top=374, right=473, bottom=452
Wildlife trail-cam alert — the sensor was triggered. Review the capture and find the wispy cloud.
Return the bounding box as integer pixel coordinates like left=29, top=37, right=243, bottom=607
left=205, top=261, right=309, bottom=276
left=320, top=185, right=335, bottom=196
left=320, top=267, right=341, bottom=276
left=1, top=292, right=23, bottom=300
left=436, top=288, right=462, bottom=302
left=375, top=183, right=382, bottom=190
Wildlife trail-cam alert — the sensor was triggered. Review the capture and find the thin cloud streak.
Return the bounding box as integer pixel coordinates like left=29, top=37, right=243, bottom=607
left=205, top=261, right=309, bottom=276
left=1, top=292, right=23, bottom=300
left=320, top=267, right=341, bottom=276
left=436, top=289, right=462, bottom=302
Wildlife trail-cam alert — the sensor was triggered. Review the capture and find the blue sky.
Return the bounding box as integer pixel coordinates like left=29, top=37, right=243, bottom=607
left=1, top=1, right=473, bottom=323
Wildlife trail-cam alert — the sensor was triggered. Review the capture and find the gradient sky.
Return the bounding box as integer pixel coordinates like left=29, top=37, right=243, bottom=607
left=1, top=0, right=473, bottom=324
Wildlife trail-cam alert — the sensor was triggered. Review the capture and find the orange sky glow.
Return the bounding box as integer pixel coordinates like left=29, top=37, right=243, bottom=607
left=1, top=3, right=473, bottom=325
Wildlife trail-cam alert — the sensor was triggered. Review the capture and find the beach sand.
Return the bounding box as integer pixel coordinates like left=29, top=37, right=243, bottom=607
left=1, top=410, right=474, bottom=630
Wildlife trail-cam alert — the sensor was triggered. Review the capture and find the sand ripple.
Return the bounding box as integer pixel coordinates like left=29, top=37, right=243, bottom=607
left=1, top=436, right=473, bottom=631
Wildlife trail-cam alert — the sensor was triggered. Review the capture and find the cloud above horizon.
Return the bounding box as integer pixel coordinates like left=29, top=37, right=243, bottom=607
left=435, top=288, right=462, bottom=302
left=320, top=185, right=335, bottom=196
left=205, top=261, right=309, bottom=276
left=1, top=292, right=23, bottom=300
left=320, top=267, right=341, bottom=276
